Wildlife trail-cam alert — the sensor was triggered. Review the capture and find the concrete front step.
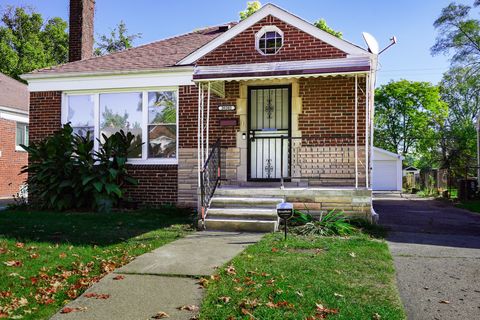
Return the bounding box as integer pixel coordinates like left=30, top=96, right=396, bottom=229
left=203, top=218, right=278, bottom=232
left=207, top=208, right=279, bottom=220
left=210, top=196, right=284, bottom=208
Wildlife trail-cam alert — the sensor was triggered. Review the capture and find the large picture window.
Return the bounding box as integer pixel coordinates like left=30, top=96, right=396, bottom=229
left=63, top=89, right=178, bottom=164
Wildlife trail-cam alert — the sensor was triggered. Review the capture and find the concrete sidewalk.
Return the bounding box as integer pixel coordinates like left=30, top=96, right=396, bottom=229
left=51, top=231, right=263, bottom=320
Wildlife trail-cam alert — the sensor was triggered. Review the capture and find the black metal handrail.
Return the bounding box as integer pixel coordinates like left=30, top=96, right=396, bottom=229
left=200, top=138, right=221, bottom=226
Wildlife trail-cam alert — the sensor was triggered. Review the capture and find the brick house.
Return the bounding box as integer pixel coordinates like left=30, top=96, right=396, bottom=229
left=22, top=1, right=378, bottom=231
left=0, top=73, right=29, bottom=199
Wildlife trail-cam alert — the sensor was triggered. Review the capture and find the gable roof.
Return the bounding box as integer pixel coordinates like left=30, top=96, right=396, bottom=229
left=0, top=73, right=29, bottom=112
left=24, top=24, right=236, bottom=77
left=373, top=147, right=404, bottom=160
left=178, top=3, right=370, bottom=65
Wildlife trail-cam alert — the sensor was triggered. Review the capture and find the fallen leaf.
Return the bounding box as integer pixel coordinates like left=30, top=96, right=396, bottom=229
left=30, top=277, right=38, bottom=285
left=316, top=303, right=339, bottom=317
left=334, top=293, right=344, bottom=298
left=112, top=275, right=125, bottom=280
left=271, top=247, right=279, bottom=252
left=225, top=265, right=236, bottom=275
left=0, top=248, right=7, bottom=254
left=349, top=252, right=356, bottom=258
left=296, top=291, right=304, bottom=297
left=15, top=242, right=25, bottom=248
left=439, top=300, right=450, bottom=304
left=372, top=313, right=382, bottom=320
left=30, top=253, right=39, bottom=259
left=0, top=312, right=7, bottom=318
left=152, top=311, right=170, bottom=318
left=18, top=297, right=28, bottom=306
left=218, top=296, right=231, bottom=303
left=234, top=286, right=244, bottom=292
left=177, top=305, right=199, bottom=311
left=59, top=252, right=67, bottom=259
left=61, top=307, right=87, bottom=314
left=210, top=274, right=220, bottom=281
left=84, top=293, right=110, bottom=299
left=4, top=260, right=22, bottom=267
left=197, top=278, right=209, bottom=288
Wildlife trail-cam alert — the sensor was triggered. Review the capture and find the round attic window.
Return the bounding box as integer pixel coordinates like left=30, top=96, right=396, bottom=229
left=256, top=26, right=284, bottom=55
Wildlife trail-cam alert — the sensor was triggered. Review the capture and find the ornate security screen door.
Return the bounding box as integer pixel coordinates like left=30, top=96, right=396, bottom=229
left=248, top=86, right=291, bottom=181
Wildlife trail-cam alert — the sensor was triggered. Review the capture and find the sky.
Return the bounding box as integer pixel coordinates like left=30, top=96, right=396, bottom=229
left=0, top=0, right=475, bottom=86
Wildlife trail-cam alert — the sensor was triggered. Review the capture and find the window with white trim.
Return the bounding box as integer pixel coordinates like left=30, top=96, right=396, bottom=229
left=16, top=122, right=28, bottom=148
left=63, top=89, right=178, bottom=164
left=256, top=26, right=284, bottom=55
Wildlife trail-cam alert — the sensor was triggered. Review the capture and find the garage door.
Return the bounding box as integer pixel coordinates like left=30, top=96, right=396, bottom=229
left=373, top=160, right=398, bottom=191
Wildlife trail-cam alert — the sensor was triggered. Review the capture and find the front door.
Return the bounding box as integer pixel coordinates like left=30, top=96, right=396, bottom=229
left=247, top=85, right=291, bottom=181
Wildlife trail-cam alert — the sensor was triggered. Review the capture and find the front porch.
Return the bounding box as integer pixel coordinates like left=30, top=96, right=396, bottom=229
left=188, top=59, right=375, bottom=231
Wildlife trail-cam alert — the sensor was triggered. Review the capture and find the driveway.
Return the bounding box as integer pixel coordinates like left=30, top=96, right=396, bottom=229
left=374, top=198, right=480, bottom=320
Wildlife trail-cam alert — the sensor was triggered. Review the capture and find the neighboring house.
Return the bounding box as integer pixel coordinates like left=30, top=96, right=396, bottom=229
left=0, top=73, right=29, bottom=199
left=403, top=166, right=420, bottom=177
left=372, top=147, right=403, bottom=191
left=22, top=1, right=378, bottom=231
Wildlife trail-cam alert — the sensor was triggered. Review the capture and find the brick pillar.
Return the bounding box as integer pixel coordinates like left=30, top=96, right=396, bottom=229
left=69, top=0, right=95, bottom=62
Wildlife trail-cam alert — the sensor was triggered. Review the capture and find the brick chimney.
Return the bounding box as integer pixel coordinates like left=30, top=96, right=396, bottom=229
left=68, top=0, right=95, bottom=62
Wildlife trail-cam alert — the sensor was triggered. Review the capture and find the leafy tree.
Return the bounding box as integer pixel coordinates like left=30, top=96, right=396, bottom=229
left=314, top=18, right=343, bottom=38
left=0, top=6, right=68, bottom=80
left=238, top=1, right=342, bottom=38
left=101, top=106, right=128, bottom=129
left=437, top=68, right=480, bottom=173
left=432, top=1, right=480, bottom=71
left=94, top=21, right=141, bottom=56
left=239, top=1, right=261, bottom=20
left=374, top=80, right=447, bottom=159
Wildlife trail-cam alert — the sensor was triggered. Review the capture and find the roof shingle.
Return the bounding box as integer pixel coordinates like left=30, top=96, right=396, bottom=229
left=29, top=24, right=236, bottom=76
left=0, top=73, right=29, bottom=112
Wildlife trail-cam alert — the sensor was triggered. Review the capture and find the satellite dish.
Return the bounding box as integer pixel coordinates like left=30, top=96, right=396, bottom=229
left=362, top=32, right=379, bottom=54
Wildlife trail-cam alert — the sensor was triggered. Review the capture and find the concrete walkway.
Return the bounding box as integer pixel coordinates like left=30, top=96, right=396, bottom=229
left=51, top=231, right=263, bottom=320
left=375, top=198, right=480, bottom=320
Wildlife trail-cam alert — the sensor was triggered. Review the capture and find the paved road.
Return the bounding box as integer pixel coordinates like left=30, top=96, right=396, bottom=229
left=374, top=198, right=480, bottom=320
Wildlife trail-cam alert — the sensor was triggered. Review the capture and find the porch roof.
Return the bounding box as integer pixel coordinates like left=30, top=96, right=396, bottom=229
left=193, top=56, right=371, bottom=81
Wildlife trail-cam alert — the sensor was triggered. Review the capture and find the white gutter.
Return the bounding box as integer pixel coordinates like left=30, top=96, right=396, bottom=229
left=20, top=66, right=194, bottom=80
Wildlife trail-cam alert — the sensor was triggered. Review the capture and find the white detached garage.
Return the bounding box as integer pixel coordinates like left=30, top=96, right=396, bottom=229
left=372, top=147, right=403, bottom=191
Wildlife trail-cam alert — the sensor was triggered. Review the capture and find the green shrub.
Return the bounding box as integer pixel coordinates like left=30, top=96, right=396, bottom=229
left=21, top=124, right=139, bottom=212
left=292, top=210, right=356, bottom=236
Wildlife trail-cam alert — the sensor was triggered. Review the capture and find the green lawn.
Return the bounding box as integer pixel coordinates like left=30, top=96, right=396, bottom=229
left=0, top=208, right=193, bottom=319
left=200, top=233, right=405, bottom=320
left=456, top=200, right=480, bottom=213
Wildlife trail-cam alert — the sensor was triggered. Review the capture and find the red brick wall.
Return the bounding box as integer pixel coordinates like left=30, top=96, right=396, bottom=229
left=299, top=76, right=366, bottom=144
left=179, top=82, right=240, bottom=148
left=125, top=165, right=178, bottom=205
left=29, top=91, right=62, bottom=144
left=197, top=15, right=346, bottom=66
left=0, top=118, right=28, bottom=198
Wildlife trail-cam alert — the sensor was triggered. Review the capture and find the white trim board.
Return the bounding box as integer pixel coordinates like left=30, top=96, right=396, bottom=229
left=27, top=70, right=194, bottom=92
left=178, top=3, right=370, bottom=65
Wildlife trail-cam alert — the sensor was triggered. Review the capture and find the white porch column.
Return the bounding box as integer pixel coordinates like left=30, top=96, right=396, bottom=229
left=205, top=82, right=211, bottom=161
left=365, top=74, right=370, bottom=188
left=197, top=83, right=202, bottom=187
left=355, top=74, right=359, bottom=189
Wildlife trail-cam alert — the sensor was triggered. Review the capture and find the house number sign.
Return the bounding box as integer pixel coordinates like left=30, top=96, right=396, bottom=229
left=218, top=105, right=236, bottom=111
